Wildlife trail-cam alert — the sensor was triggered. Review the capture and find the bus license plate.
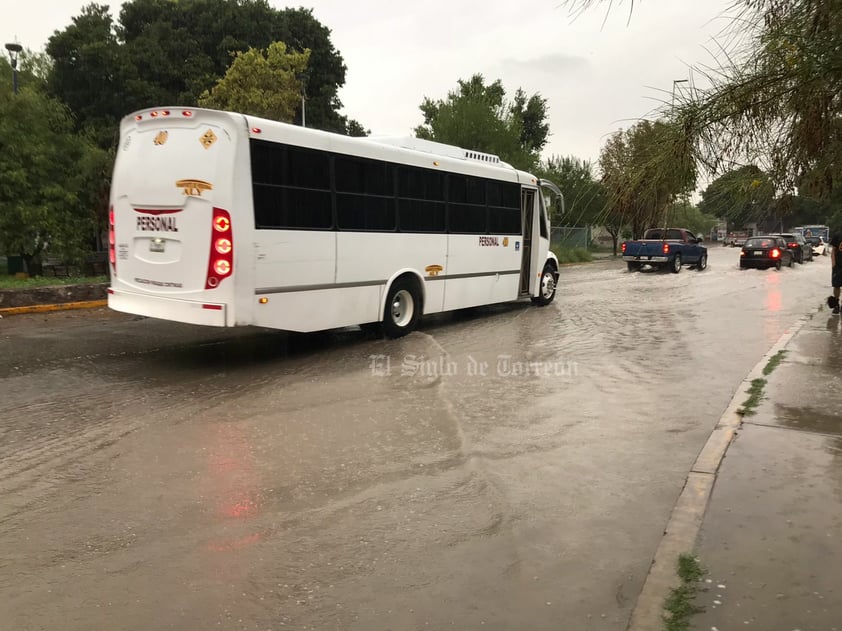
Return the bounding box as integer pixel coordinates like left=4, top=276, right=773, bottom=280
left=150, top=239, right=166, bottom=253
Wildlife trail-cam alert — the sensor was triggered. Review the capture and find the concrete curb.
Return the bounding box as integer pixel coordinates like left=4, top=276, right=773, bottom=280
left=625, top=313, right=813, bottom=631
left=0, top=300, right=107, bottom=317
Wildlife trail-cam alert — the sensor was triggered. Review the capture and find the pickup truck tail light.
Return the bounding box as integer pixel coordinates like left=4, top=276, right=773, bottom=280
left=771, top=248, right=781, bottom=258
left=621, top=242, right=626, bottom=253
left=662, top=243, right=670, bottom=254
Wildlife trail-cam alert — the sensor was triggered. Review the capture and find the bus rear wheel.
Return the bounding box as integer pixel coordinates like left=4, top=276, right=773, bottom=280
left=383, top=278, right=421, bottom=338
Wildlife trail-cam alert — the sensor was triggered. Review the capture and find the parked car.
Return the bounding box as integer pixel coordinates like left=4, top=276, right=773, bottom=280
left=807, top=235, right=828, bottom=257
left=621, top=228, right=707, bottom=273
left=773, top=232, right=813, bottom=263
left=740, top=236, right=793, bottom=270
left=727, top=231, right=751, bottom=247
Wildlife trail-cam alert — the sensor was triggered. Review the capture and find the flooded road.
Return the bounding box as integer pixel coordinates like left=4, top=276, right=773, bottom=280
left=0, top=246, right=829, bottom=630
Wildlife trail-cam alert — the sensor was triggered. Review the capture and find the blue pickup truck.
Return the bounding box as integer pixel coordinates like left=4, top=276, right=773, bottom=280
left=622, top=228, right=708, bottom=273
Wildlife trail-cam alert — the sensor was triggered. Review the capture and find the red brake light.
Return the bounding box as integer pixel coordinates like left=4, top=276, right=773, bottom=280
left=663, top=243, right=670, bottom=254
left=205, top=208, right=233, bottom=290
left=182, top=110, right=193, bottom=117
left=108, top=205, right=117, bottom=270
left=771, top=248, right=780, bottom=258
left=621, top=243, right=626, bottom=253
left=214, top=260, right=231, bottom=275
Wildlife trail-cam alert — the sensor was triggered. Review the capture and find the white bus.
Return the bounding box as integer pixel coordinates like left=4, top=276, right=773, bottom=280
left=107, top=107, right=563, bottom=337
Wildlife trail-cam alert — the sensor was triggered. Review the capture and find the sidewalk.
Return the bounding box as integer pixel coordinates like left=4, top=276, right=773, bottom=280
left=691, top=312, right=842, bottom=629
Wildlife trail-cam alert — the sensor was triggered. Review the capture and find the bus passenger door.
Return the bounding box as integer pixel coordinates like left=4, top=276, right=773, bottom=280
left=519, top=189, right=536, bottom=296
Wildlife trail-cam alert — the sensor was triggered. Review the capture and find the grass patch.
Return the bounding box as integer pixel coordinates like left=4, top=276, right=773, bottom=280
left=762, top=350, right=787, bottom=376
left=662, top=553, right=706, bottom=631
left=737, top=378, right=767, bottom=416
left=552, top=246, right=593, bottom=264
left=0, top=275, right=107, bottom=290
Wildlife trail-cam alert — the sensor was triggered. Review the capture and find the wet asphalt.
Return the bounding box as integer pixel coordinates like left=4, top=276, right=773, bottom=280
left=0, top=246, right=830, bottom=630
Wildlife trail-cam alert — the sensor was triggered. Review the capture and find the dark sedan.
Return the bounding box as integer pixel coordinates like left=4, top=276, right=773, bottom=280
left=740, top=236, right=793, bottom=270
left=773, top=232, right=813, bottom=263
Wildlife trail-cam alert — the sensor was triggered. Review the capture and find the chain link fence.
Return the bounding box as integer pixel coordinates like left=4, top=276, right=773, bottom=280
left=551, top=226, right=592, bottom=249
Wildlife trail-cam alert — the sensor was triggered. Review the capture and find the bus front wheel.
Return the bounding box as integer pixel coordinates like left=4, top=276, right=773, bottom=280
left=531, top=264, right=558, bottom=306
left=383, top=278, right=422, bottom=338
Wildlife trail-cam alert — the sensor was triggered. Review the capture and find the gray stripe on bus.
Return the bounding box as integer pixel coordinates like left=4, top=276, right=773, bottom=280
left=255, top=270, right=521, bottom=294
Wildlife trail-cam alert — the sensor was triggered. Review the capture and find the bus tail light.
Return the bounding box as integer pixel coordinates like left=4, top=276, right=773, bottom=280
left=108, top=205, right=117, bottom=276
left=205, top=208, right=233, bottom=289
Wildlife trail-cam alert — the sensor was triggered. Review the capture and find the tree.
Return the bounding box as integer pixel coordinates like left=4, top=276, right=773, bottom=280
left=414, top=74, right=548, bottom=171
left=46, top=0, right=364, bottom=146
left=536, top=156, right=606, bottom=226
left=0, top=85, right=108, bottom=273
left=669, top=201, right=718, bottom=238
left=45, top=3, right=126, bottom=145
left=510, top=88, right=550, bottom=154
left=598, top=120, right=696, bottom=251
left=199, top=42, right=309, bottom=122
left=345, top=120, right=370, bottom=137
left=697, top=166, right=775, bottom=229
left=559, top=1, right=842, bottom=201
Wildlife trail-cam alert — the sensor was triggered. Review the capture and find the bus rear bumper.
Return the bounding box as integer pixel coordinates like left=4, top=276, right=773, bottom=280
left=107, top=287, right=227, bottom=327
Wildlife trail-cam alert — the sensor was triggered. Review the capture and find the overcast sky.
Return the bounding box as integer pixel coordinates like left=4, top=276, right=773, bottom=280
left=3, top=0, right=737, bottom=165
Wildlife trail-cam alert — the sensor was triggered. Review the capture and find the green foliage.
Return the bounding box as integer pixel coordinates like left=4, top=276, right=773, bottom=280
left=698, top=166, right=775, bottom=226
left=510, top=88, right=550, bottom=154
left=0, top=49, right=51, bottom=94
left=662, top=554, right=705, bottom=631
left=667, top=201, right=718, bottom=237
left=738, top=378, right=767, bottom=416
left=199, top=42, right=309, bottom=122
left=0, top=86, right=108, bottom=272
left=45, top=1, right=362, bottom=146
left=560, top=0, right=842, bottom=202
left=599, top=120, right=697, bottom=239
left=0, top=275, right=107, bottom=289
left=536, top=156, right=606, bottom=226
left=763, top=350, right=787, bottom=376
left=45, top=3, right=125, bottom=146
left=345, top=119, right=370, bottom=137
left=414, top=74, right=547, bottom=171
left=552, top=247, right=593, bottom=264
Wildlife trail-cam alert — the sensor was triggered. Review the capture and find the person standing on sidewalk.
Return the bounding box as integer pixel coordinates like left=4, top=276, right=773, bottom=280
left=830, top=233, right=842, bottom=314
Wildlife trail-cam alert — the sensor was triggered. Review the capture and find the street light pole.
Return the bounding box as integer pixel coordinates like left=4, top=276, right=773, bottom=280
left=5, top=43, right=22, bottom=95
left=672, top=79, right=689, bottom=108
left=664, top=79, right=691, bottom=234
